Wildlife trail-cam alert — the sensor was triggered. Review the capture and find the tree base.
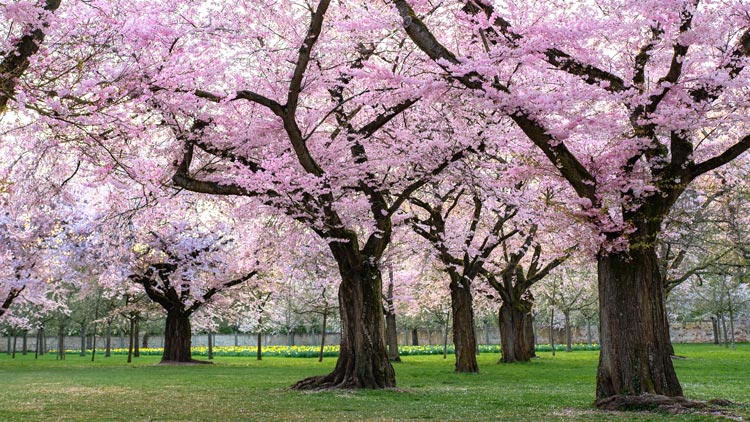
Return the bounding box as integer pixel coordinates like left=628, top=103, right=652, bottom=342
left=596, top=393, right=736, bottom=416
left=291, top=371, right=395, bottom=390
left=158, top=358, right=213, bottom=365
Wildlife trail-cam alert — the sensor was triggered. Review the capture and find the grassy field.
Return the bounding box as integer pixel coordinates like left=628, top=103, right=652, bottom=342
left=0, top=343, right=747, bottom=421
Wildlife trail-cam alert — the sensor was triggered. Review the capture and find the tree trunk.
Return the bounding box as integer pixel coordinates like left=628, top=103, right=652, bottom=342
left=564, top=310, right=572, bottom=352
left=142, top=333, right=150, bottom=348
left=384, top=271, right=401, bottom=363
left=22, top=331, right=27, bottom=355
left=586, top=319, right=593, bottom=347
left=105, top=323, right=111, bottom=358
left=11, top=332, right=16, bottom=359
left=728, top=299, right=735, bottom=350
left=256, top=331, right=262, bottom=361
left=411, top=328, right=419, bottom=346
left=133, top=319, right=140, bottom=358
left=41, top=328, right=46, bottom=355
left=550, top=309, right=556, bottom=357
left=319, top=308, right=328, bottom=362
left=35, top=330, right=40, bottom=359
left=161, top=311, right=193, bottom=363
left=57, top=329, right=65, bottom=360
left=127, top=318, right=134, bottom=363
left=79, top=325, right=86, bottom=357
left=292, top=264, right=395, bottom=389
left=721, top=314, right=728, bottom=348
left=207, top=332, right=214, bottom=360
left=385, top=310, right=400, bottom=363
left=442, top=319, right=449, bottom=359
left=711, top=316, right=720, bottom=345
left=450, top=280, right=479, bottom=372
left=498, top=301, right=536, bottom=363
left=596, top=247, right=682, bottom=399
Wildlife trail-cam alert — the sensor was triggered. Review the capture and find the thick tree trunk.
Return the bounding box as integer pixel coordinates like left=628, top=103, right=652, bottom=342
left=292, top=265, right=395, bottom=389
left=596, top=247, right=682, bottom=399
left=450, top=281, right=479, bottom=372
left=411, top=328, right=419, bottom=346
left=498, top=301, right=536, bottom=363
left=161, top=311, right=193, bottom=363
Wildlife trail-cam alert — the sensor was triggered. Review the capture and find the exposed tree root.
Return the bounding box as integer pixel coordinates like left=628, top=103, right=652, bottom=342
left=596, top=393, right=740, bottom=418
left=291, top=372, right=392, bottom=390
left=158, top=358, right=213, bottom=365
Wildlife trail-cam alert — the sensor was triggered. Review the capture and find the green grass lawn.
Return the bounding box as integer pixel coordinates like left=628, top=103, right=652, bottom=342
left=0, top=343, right=747, bottom=421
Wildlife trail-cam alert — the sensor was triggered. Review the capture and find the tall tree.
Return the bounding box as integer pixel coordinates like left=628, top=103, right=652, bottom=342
left=391, top=0, right=750, bottom=402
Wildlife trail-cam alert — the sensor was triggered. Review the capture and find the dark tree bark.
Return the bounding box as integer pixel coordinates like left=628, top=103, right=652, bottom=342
left=596, top=245, right=682, bottom=398
left=564, top=311, right=572, bottom=352
left=318, top=306, right=328, bottom=363
left=105, top=322, right=111, bottom=358
left=127, top=318, right=134, bottom=363
left=207, top=332, right=214, bottom=360
left=133, top=319, right=140, bottom=358
left=79, top=325, right=86, bottom=357
left=57, top=328, right=65, bottom=360
left=550, top=309, right=556, bottom=357
left=35, top=329, right=40, bottom=359
left=711, top=316, right=720, bottom=345
left=256, top=331, right=262, bottom=361
left=293, top=263, right=395, bottom=389
left=450, top=280, right=478, bottom=372
left=22, top=331, right=27, bottom=355
left=498, top=300, right=536, bottom=363
left=11, top=332, right=17, bottom=359
left=442, top=319, right=449, bottom=359
left=411, top=328, right=419, bottom=346
left=384, top=268, right=400, bottom=363
left=162, top=311, right=192, bottom=363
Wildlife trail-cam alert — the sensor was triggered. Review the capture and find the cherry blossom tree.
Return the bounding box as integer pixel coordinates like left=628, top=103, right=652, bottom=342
left=391, top=0, right=750, bottom=402
left=99, top=199, right=260, bottom=363
left=84, top=0, right=478, bottom=388
left=0, top=0, right=62, bottom=113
